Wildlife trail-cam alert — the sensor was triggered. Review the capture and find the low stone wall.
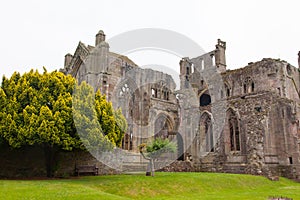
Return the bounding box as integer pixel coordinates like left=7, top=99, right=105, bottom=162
left=56, top=150, right=120, bottom=177
left=0, top=145, right=120, bottom=178
left=158, top=161, right=194, bottom=172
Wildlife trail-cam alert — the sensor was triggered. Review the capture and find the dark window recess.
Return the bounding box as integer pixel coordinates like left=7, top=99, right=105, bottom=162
left=255, top=106, right=262, bottom=112
left=200, top=94, right=211, bottom=106
left=243, top=84, right=247, bottom=93
left=185, top=75, right=189, bottom=81
left=289, top=157, right=293, bottom=164
left=186, top=67, right=190, bottom=75
left=226, top=88, right=230, bottom=97
left=229, top=116, right=240, bottom=151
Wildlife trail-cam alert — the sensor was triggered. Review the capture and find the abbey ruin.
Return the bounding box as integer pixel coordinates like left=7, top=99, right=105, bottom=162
left=61, top=30, right=300, bottom=179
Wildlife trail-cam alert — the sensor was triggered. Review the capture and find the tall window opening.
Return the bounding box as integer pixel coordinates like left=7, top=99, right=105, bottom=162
left=211, top=55, right=215, bottom=66
left=228, top=111, right=240, bottom=151
left=205, top=118, right=214, bottom=152
left=251, top=82, right=255, bottom=92
left=151, top=88, right=157, bottom=98
left=243, top=77, right=254, bottom=94
left=201, top=59, right=205, bottom=70
left=200, top=113, right=214, bottom=153
left=225, top=83, right=231, bottom=97
left=186, top=66, right=190, bottom=75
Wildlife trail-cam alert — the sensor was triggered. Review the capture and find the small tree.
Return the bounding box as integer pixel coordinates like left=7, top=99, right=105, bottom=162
left=139, top=137, right=176, bottom=177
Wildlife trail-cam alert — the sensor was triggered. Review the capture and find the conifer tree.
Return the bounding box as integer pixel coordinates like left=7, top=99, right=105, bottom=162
left=0, top=69, right=127, bottom=177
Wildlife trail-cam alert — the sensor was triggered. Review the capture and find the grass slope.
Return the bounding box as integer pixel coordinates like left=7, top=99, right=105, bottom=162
left=0, top=172, right=299, bottom=200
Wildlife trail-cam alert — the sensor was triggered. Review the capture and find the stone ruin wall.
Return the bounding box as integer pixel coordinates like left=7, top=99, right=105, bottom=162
left=61, top=31, right=300, bottom=180
left=182, top=58, right=300, bottom=179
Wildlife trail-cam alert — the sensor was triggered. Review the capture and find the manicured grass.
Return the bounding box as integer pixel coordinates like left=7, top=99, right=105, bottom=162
left=0, top=172, right=299, bottom=200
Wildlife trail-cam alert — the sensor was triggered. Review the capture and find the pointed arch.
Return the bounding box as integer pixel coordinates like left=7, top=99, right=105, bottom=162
left=243, top=77, right=255, bottom=94
left=112, top=78, right=138, bottom=151
left=224, top=108, right=241, bottom=153
left=224, top=82, right=231, bottom=97
left=199, top=111, right=214, bottom=152
left=154, top=113, right=175, bottom=138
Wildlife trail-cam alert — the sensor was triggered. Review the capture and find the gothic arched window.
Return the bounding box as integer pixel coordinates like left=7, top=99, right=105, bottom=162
left=227, top=110, right=240, bottom=152
left=243, top=77, right=255, bottom=94
left=200, top=113, right=214, bottom=153
left=225, top=83, right=231, bottom=97
left=205, top=118, right=214, bottom=152
left=119, top=83, right=130, bottom=97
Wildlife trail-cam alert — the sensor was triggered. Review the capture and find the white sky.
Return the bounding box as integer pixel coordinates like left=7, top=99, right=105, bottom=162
left=1, top=0, right=300, bottom=81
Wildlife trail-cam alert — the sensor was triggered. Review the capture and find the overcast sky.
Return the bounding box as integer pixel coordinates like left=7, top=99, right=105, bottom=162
left=1, top=0, right=300, bottom=82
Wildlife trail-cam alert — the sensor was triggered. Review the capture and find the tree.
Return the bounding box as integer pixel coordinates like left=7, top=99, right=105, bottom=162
left=0, top=69, right=127, bottom=177
left=72, top=81, right=114, bottom=154
left=94, top=90, right=127, bottom=147
left=0, top=70, right=79, bottom=177
left=139, top=137, right=176, bottom=177
left=0, top=87, right=7, bottom=147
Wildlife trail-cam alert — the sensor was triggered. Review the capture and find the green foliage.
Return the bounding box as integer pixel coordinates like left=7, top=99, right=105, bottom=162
left=113, top=108, right=127, bottom=147
left=0, top=69, right=78, bottom=150
left=0, top=69, right=127, bottom=151
left=94, top=90, right=127, bottom=147
left=141, top=138, right=176, bottom=158
left=0, top=69, right=128, bottom=176
left=72, top=81, right=113, bottom=152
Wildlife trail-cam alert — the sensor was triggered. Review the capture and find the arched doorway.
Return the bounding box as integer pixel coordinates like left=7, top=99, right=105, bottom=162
left=154, top=114, right=183, bottom=160
left=154, top=114, right=173, bottom=139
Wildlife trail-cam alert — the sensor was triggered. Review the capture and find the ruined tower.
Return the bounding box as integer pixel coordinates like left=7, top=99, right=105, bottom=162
left=215, top=39, right=226, bottom=72
left=95, top=30, right=106, bottom=46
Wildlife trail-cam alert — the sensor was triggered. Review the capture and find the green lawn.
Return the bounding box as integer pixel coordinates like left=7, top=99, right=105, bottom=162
left=0, top=172, right=299, bottom=200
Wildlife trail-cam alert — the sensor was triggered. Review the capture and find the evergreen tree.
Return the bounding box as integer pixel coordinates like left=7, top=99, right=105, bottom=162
left=0, top=69, right=127, bottom=177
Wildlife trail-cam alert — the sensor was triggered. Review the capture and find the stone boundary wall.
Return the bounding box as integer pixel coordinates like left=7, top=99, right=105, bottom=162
left=0, top=145, right=119, bottom=178
left=159, top=161, right=195, bottom=172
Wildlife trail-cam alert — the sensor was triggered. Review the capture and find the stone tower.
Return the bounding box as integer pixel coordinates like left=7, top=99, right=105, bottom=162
left=215, top=39, right=226, bottom=72
left=95, top=30, right=106, bottom=46
left=64, top=53, right=73, bottom=68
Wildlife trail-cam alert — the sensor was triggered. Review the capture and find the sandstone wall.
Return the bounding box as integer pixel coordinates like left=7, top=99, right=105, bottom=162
left=0, top=145, right=119, bottom=178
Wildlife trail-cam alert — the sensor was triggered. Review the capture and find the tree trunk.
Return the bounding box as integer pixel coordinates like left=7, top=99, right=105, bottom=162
left=146, top=163, right=151, bottom=176
left=150, top=158, right=155, bottom=177
left=140, top=151, right=153, bottom=176
left=44, top=144, right=58, bottom=178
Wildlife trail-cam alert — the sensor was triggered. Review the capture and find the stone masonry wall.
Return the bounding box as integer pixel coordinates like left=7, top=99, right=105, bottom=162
left=0, top=145, right=119, bottom=178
